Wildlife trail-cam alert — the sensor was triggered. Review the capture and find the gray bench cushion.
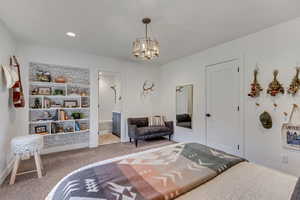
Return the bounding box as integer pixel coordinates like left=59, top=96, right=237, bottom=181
left=128, top=117, right=149, bottom=128
left=137, top=126, right=172, bottom=136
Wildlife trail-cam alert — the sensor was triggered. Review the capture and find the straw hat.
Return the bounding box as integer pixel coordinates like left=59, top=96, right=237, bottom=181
left=1, top=64, right=19, bottom=88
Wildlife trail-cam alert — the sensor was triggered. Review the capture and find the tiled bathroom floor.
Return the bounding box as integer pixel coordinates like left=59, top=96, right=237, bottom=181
left=99, top=133, right=120, bottom=145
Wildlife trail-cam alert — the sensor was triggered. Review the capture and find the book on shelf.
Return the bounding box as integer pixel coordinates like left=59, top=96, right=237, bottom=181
left=59, top=110, right=68, bottom=120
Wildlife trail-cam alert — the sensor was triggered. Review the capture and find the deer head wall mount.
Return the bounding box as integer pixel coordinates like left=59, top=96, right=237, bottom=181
left=142, top=80, right=155, bottom=96
left=110, top=85, right=117, bottom=104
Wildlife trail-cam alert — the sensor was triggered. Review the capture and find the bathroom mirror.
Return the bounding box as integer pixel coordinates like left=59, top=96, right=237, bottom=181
left=176, top=84, right=193, bottom=129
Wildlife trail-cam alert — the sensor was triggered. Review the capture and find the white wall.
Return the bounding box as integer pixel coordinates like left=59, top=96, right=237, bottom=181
left=159, top=17, right=300, bottom=176
left=0, top=20, right=17, bottom=183
left=15, top=44, right=161, bottom=148
left=3, top=12, right=300, bottom=181
left=99, top=74, right=118, bottom=121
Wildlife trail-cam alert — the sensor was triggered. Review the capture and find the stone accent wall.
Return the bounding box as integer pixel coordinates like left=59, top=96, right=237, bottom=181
left=44, top=132, right=89, bottom=148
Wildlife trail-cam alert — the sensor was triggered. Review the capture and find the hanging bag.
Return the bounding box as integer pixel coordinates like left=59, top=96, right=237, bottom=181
left=281, top=105, right=300, bottom=150
left=11, top=56, right=25, bottom=108
left=2, top=64, right=14, bottom=88
left=1, top=63, right=18, bottom=89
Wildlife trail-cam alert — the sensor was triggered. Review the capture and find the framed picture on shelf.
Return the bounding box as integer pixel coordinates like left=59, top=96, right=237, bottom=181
left=38, top=87, right=52, bottom=95
left=80, top=123, right=89, bottom=130
left=36, top=70, right=51, bottom=82
left=35, top=125, right=48, bottom=134
left=63, top=100, right=78, bottom=108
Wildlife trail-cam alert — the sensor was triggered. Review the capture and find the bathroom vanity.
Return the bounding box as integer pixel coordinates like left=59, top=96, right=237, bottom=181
left=112, top=112, right=121, bottom=137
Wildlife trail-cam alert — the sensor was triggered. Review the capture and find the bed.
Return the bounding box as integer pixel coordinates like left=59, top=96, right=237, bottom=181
left=46, top=143, right=299, bottom=200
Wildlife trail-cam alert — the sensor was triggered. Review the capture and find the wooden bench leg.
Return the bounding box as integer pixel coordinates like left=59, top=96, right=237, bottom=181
left=9, top=155, right=21, bottom=185
left=135, top=139, right=138, bottom=147
left=38, top=154, right=43, bottom=171
left=34, top=152, right=42, bottom=178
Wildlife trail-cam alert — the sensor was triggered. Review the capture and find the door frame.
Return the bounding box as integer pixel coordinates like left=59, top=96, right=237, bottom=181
left=97, top=69, right=125, bottom=144
left=204, top=57, right=245, bottom=157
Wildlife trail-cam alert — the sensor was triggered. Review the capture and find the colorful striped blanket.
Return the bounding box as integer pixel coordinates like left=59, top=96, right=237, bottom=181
left=49, top=143, right=245, bottom=200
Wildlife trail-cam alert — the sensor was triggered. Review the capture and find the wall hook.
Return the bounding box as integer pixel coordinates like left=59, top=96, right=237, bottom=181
left=273, top=103, right=278, bottom=108
left=255, top=102, right=260, bottom=107
left=283, top=112, right=288, bottom=117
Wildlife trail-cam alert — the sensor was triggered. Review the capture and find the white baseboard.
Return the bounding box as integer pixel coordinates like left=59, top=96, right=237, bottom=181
left=0, top=158, right=14, bottom=185
left=99, top=130, right=112, bottom=135
left=41, top=143, right=89, bottom=155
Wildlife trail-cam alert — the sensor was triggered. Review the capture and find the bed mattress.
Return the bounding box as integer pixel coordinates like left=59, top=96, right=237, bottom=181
left=46, top=143, right=298, bottom=200
left=178, top=162, right=297, bottom=200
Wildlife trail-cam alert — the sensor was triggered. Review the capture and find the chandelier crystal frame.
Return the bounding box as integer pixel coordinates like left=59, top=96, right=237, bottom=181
left=132, top=18, right=159, bottom=60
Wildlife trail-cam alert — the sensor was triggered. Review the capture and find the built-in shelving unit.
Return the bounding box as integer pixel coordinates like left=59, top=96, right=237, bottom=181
left=29, top=62, right=90, bottom=150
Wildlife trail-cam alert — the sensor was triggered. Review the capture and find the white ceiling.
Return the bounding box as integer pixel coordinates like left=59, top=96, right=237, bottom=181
left=1, top=0, right=300, bottom=65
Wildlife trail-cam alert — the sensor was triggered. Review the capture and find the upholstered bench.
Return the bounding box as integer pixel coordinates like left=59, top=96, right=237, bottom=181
left=127, top=117, right=174, bottom=147
left=9, top=135, right=44, bottom=184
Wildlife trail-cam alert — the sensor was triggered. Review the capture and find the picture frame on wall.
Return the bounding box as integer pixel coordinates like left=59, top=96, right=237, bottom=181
left=63, top=100, right=78, bottom=108
left=282, top=124, right=300, bottom=151
left=281, top=105, right=300, bottom=151
left=35, top=125, right=48, bottom=134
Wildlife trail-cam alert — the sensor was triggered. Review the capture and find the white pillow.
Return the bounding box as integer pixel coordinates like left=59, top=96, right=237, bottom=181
left=149, top=115, right=166, bottom=126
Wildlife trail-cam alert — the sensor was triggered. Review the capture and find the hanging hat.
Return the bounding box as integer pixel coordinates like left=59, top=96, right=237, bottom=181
left=259, top=111, right=272, bottom=129
left=1, top=64, right=14, bottom=88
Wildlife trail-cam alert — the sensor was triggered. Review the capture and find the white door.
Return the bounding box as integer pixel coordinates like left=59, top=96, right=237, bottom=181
left=206, top=60, right=242, bottom=156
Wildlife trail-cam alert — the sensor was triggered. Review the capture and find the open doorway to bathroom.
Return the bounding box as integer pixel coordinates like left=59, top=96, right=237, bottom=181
left=98, top=71, right=122, bottom=145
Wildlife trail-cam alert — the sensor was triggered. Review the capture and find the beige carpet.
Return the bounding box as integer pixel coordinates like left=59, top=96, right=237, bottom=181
left=0, top=139, right=174, bottom=200
left=99, top=133, right=120, bottom=145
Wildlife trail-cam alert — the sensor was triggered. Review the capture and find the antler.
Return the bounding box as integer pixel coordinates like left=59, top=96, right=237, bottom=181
left=143, top=81, right=155, bottom=91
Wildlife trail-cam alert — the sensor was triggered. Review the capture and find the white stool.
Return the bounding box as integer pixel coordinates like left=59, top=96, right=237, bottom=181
left=9, top=135, right=44, bottom=185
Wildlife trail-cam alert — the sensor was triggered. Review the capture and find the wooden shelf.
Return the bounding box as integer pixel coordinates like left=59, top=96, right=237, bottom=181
left=30, top=95, right=89, bottom=98
left=51, top=129, right=90, bottom=135
left=29, top=63, right=90, bottom=144
left=33, top=129, right=90, bottom=136
left=30, top=120, right=53, bottom=124
left=30, top=119, right=89, bottom=124
left=30, top=107, right=90, bottom=111
left=30, top=81, right=89, bottom=88
left=30, top=81, right=66, bottom=87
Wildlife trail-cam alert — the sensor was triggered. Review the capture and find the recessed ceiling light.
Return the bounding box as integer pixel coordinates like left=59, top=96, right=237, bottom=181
left=66, top=32, right=76, bottom=37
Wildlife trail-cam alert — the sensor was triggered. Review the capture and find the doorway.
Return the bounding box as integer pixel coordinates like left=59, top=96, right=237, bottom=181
left=98, top=71, right=122, bottom=145
left=205, top=59, right=242, bottom=156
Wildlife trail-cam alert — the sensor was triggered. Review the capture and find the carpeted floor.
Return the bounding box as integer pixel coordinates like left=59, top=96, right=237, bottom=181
left=0, top=138, right=174, bottom=200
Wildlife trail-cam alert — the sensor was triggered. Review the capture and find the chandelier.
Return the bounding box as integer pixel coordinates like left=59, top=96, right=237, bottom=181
left=132, top=18, right=159, bottom=60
